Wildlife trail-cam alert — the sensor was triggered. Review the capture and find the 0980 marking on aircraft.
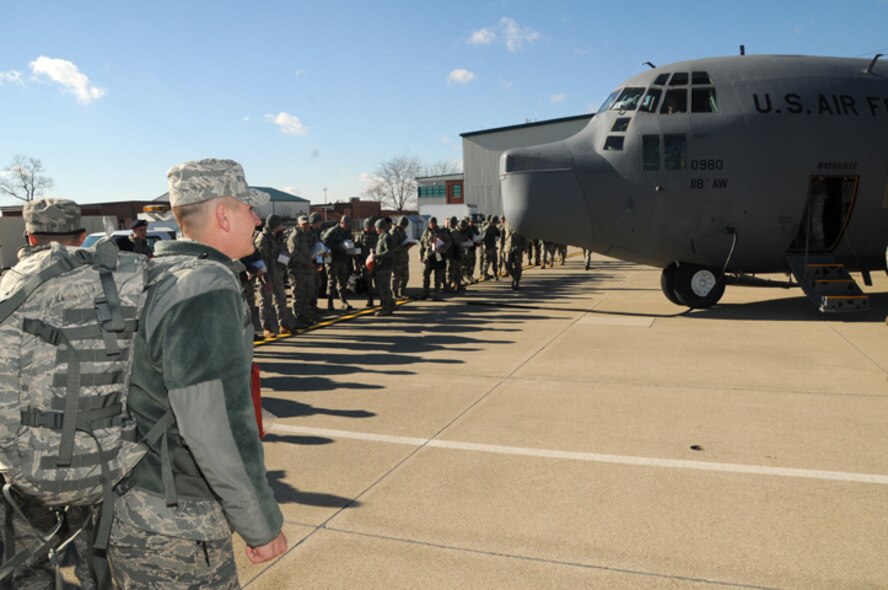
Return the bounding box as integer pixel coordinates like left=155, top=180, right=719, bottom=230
left=501, top=54, right=888, bottom=311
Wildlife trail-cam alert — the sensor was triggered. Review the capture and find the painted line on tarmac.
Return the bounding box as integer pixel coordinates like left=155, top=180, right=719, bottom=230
left=270, top=423, right=888, bottom=486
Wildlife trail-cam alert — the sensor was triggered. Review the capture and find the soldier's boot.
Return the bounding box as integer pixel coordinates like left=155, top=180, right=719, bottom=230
left=327, top=298, right=335, bottom=311
left=511, top=279, right=519, bottom=290
left=366, top=297, right=375, bottom=308
left=420, top=289, right=429, bottom=299
left=342, top=299, right=354, bottom=311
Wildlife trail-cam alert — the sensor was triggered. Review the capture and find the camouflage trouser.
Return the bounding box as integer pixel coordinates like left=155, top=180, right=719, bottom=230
left=422, top=258, right=445, bottom=293
left=244, top=281, right=262, bottom=334
left=482, top=247, right=498, bottom=277
left=479, top=248, right=487, bottom=275
left=507, top=249, right=524, bottom=282
left=259, top=271, right=295, bottom=332
left=376, top=268, right=395, bottom=313
left=532, top=240, right=542, bottom=265
left=499, top=247, right=508, bottom=275
left=0, top=495, right=95, bottom=590
left=461, top=248, right=476, bottom=282
left=326, top=259, right=351, bottom=304
left=446, top=256, right=461, bottom=289
left=108, top=519, right=238, bottom=589
left=391, top=252, right=409, bottom=298
left=557, top=244, right=567, bottom=264
left=542, top=242, right=556, bottom=266
left=290, top=266, right=317, bottom=322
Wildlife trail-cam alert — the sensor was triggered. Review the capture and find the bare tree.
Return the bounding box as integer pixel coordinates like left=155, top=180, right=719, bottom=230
left=423, top=159, right=462, bottom=176
left=363, top=154, right=423, bottom=212
left=0, top=155, right=55, bottom=202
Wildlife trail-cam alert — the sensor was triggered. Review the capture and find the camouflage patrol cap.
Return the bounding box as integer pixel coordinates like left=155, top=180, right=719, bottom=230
left=166, top=158, right=270, bottom=208
left=363, top=217, right=373, bottom=228
left=398, top=216, right=409, bottom=227
left=23, top=198, right=83, bottom=234
left=265, top=214, right=283, bottom=229
left=374, top=218, right=386, bottom=229
left=309, top=212, right=322, bottom=224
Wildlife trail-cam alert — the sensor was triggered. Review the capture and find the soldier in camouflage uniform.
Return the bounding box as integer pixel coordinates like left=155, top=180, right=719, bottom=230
left=390, top=216, right=410, bottom=299
left=107, top=159, right=286, bottom=588
left=498, top=216, right=509, bottom=277
left=255, top=214, right=298, bottom=336
left=445, top=216, right=464, bottom=292
left=503, top=220, right=529, bottom=290
left=357, top=218, right=378, bottom=307
left=418, top=217, right=450, bottom=298
left=372, top=219, right=396, bottom=316
left=462, top=216, right=479, bottom=284
left=481, top=215, right=500, bottom=280
left=321, top=215, right=355, bottom=311
left=0, top=199, right=96, bottom=589
left=287, top=215, right=318, bottom=325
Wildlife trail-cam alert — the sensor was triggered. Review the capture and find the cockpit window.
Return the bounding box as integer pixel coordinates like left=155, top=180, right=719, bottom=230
left=597, top=89, right=621, bottom=114
left=603, top=136, right=625, bottom=151
left=611, top=117, right=631, bottom=132
left=653, top=73, right=670, bottom=86
left=661, top=89, right=687, bottom=114
left=639, top=87, right=662, bottom=113
left=668, top=73, right=689, bottom=86
left=610, top=87, right=646, bottom=112
left=692, top=72, right=712, bottom=85
left=691, top=88, right=718, bottom=113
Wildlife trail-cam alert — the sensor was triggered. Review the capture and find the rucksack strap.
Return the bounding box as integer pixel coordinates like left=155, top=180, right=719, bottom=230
left=140, top=411, right=178, bottom=507
left=0, top=484, right=65, bottom=587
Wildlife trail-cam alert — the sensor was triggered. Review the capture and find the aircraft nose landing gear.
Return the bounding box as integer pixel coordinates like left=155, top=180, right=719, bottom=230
left=660, top=262, right=726, bottom=308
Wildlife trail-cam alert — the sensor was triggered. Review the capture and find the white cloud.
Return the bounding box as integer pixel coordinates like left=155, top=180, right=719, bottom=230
left=0, top=70, right=23, bottom=85
left=447, top=69, right=476, bottom=85
left=468, top=28, right=496, bottom=45
left=500, top=17, right=541, bottom=52
left=283, top=186, right=302, bottom=196
left=265, top=112, right=309, bottom=135
left=467, top=17, right=541, bottom=53
left=29, top=56, right=106, bottom=104
left=550, top=93, right=566, bottom=103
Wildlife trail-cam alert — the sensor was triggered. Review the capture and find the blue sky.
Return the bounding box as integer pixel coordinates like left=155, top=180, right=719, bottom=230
left=2, top=1, right=887, bottom=205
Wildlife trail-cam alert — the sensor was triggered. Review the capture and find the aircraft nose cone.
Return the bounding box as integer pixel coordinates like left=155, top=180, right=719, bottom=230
left=500, top=143, right=590, bottom=247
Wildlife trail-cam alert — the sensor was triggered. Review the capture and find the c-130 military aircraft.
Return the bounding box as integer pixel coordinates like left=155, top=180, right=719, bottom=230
left=501, top=54, right=888, bottom=311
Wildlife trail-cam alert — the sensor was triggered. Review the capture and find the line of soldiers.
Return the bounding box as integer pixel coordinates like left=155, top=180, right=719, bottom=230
left=244, top=211, right=572, bottom=338
left=247, top=212, right=411, bottom=339
left=418, top=214, right=531, bottom=295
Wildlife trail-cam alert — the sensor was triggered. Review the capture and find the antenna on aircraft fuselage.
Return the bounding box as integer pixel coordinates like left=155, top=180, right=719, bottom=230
left=643, top=61, right=656, bottom=69
left=740, top=45, right=745, bottom=56
left=865, top=53, right=883, bottom=74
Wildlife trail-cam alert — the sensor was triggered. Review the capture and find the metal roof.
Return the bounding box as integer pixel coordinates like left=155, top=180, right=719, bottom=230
left=460, top=113, right=594, bottom=139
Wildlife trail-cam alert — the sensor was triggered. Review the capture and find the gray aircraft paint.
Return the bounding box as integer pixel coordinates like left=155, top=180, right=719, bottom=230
left=501, top=55, right=888, bottom=280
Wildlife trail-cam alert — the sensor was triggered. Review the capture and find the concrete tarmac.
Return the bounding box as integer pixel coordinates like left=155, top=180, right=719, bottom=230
left=237, top=251, right=888, bottom=589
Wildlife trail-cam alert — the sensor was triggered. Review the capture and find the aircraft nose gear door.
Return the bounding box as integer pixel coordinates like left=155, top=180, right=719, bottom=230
left=789, top=176, right=859, bottom=253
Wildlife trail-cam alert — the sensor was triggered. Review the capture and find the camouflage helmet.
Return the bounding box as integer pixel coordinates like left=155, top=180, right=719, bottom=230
left=166, top=158, right=269, bottom=208
left=398, top=216, right=409, bottom=227
left=23, top=198, right=83, bottom=234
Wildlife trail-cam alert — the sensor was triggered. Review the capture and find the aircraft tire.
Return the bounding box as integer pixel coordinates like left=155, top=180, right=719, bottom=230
left=660, top=264, right=684, bottom=306
left=673, top=264, right=726, bottom=308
